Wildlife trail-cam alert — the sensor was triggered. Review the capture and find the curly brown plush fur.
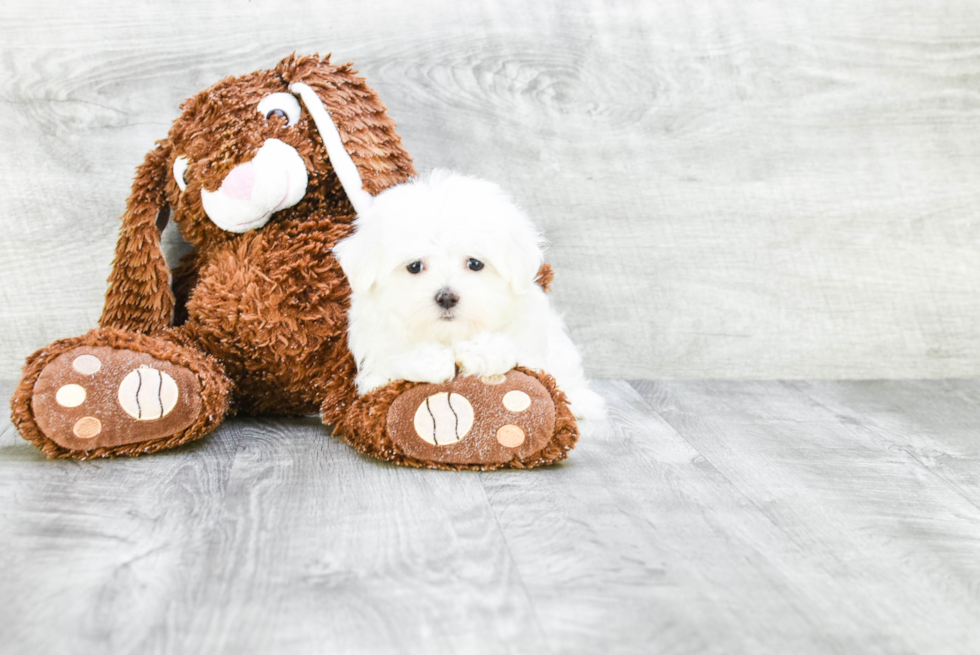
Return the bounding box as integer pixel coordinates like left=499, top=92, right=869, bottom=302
left=9, top=54, right=579, bottom=467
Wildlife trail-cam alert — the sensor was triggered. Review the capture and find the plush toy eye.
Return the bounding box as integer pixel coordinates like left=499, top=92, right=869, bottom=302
left=257, top=92, right=302, bottom=126
left=406, top=260, right=424, bottom=274
left=173, top=156, right=189, bottom=192
left=467, top=258, right=484, bottom=271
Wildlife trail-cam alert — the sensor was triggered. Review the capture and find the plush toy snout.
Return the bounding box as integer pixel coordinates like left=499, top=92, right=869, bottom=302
left=199, top=138, right=309, bottom=233
left=194, top=81, right=378, bottom=235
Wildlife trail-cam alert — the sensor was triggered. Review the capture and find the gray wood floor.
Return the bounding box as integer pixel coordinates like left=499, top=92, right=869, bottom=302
left=2, top=379, right=979, bottom=654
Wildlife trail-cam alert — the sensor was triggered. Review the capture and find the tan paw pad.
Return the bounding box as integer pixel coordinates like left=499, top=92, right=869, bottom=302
left=413, top=392, right=475, bottom=446
left=72, top=417, right=102, bottom=439
left=496, top=424, right=526, bottom=448
left=118, top=366, right=179, bottom=421
left=55, top=384, right=86, bottom=408
left=72, top=355, right=102, bottom=375
left=502, top=390, right=531, bottom=412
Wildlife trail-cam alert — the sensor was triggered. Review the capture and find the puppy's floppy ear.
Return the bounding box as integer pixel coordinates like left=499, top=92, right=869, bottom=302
left=499, top=224, right=546, bottom=295
left=99, top=140, right=176, bottom=332
left=332, top=226, right=383, bottom=295
left=281, top=54, right=415, bottom=210
left=475, top=187, right=545, bottom=294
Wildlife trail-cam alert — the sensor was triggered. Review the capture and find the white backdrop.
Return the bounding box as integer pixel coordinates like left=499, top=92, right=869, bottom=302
left=3, top=0, right=980, bottom=379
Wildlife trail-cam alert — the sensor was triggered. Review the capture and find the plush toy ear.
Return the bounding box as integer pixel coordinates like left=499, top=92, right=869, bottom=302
left=99, top=141, right=176, bottom=332
left=283, top=55, right=415, bottom=210
left=290, top=82, right=374, bottom=215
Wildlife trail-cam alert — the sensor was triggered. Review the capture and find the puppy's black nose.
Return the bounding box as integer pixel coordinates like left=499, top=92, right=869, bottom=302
left=435, top=288, right=459, bottom=309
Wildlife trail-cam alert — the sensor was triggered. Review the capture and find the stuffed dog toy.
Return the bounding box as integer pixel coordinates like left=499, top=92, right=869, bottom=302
left=9, top=54, right=578, bottom=470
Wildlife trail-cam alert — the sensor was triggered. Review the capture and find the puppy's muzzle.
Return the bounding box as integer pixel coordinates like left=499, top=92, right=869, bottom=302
left=200, top=139, right=309, bottom=234
left=435, top=288, right=459, bottom=310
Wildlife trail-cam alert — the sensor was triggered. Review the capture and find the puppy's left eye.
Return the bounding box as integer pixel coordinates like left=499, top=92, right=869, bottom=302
left=407, top=260, right=424, bottom=274
left=467, top=258, right=484, bottom=272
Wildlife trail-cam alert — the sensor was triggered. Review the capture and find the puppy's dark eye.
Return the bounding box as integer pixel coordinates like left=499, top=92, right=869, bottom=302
left=266, top=108, right=288, bottom=121
left=467, top=258, right=484, bottom=272
left=406, top=260, right=424, bottom=274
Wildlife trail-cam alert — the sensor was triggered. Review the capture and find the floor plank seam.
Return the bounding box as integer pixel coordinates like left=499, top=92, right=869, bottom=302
left=169, top=421, right=249, bottom=655
left=786, top=380, right=980, bottom=516
left=609, top=381, right=837, bottom=640
left=623, top=379, right=852, bottom=556
left=476, top=475, right=557, bottom=655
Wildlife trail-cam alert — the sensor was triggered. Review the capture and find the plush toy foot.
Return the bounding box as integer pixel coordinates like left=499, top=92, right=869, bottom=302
left=333, top=367, right=579, bottom=471
left=10, top=329, right=231, bottom=459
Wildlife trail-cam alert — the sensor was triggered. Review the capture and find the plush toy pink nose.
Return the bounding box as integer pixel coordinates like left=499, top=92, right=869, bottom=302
left=218, top=162, right=255, bottom=201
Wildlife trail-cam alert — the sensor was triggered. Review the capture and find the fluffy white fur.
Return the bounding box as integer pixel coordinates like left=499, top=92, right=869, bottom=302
left=333, top=170, right=606, bottom=421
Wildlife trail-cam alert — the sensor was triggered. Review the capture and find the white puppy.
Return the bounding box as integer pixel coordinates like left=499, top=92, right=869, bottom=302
left=333, top=170, right=606, bottom=420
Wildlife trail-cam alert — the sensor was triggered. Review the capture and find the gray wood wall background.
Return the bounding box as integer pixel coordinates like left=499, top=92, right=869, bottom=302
left=3, top=0, right=980, bottom=380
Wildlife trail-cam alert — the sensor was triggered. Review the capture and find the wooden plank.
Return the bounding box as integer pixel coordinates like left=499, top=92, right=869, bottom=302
left=633, top=379, right=980, bottom=655
left=171, top=416, right=548, bottom=655
left=0, top=379, right=548, bottom=654
left=791, top=379, right=980, bottom=509
left=482, top=379, right=895, bottom=655
left=6, top=377, right=980, bottom=652
left=0, top=381, right=243, bottom=655
left=4, top=1, right=980, bottom=379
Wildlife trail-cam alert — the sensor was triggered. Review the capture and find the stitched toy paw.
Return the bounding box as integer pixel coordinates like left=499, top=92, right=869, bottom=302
left=29, top=345, right=204, bottom=452
left=11, top=328, right=232, bottom=458
left=381, top=368, right=576, bottom=469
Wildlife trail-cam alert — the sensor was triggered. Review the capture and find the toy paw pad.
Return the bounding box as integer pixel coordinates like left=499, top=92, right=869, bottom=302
left=387, top=370, right=556, bottom=466
left=31, top=346, right=202, bottom=451
left=412, top=392, right=475, bottom=445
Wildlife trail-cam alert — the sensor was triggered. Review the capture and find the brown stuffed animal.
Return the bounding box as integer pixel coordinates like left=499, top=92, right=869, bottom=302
left=9, top=54, right=578, bottom=470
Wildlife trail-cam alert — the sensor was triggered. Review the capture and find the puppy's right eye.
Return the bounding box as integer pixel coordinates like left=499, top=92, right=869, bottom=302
left=406, top=261, right=424, bottom=274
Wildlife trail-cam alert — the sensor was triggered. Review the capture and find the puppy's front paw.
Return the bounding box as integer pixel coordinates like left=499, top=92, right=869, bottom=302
left=356, top=373, right=394, bottom=395
left=564, top=385, right=607, bottom=421
left=455, top=333, right=518, bottom=378
left=389, top=343, right=457, bottom=385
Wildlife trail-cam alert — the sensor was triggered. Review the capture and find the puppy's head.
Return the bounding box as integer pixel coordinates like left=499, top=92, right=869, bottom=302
left=334, top=170, right=546, bottom=341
